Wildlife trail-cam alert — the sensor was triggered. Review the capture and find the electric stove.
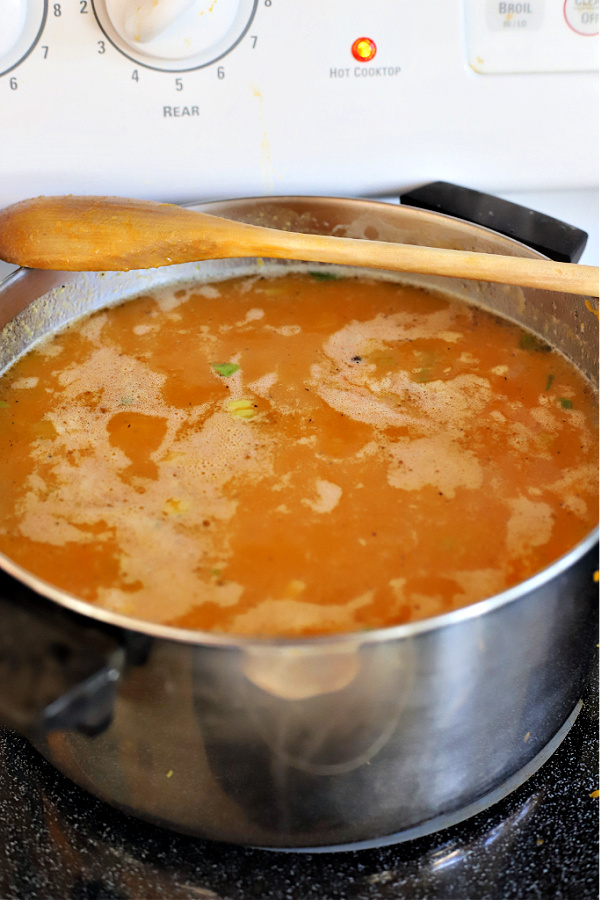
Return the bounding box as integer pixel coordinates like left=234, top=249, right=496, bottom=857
left=0, top=1, right=597, bottom=894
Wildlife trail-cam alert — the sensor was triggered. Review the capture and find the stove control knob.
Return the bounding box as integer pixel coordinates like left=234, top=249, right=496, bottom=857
left=0, top=0, right=45, bottom=77
left=95, top=0, right=256, bottom=70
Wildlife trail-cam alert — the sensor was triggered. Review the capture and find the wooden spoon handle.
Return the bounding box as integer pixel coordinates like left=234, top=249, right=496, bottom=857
left=0, top=195, right=598, bottom=297
left=267, top=229, right=600, bottom=297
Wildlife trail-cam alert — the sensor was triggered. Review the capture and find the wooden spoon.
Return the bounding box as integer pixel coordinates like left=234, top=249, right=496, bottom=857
left=0, top=195, right=597, bottom=297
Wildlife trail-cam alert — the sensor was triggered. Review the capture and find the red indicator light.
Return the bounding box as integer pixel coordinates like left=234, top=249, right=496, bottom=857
left=351, top=37, right=377, bottom=62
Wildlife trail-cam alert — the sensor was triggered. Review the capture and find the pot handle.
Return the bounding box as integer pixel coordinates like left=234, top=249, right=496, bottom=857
left=399, top=181, right=588, bottom=263
left=0, top=568, right=140, bottom=739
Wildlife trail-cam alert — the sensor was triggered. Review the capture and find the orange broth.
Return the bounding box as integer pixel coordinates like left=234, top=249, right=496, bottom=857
left=0, top=273, right=597, bottom=636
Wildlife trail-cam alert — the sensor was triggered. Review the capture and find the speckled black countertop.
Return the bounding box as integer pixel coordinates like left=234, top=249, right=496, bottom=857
left=0, top=662, right=597, bottom=900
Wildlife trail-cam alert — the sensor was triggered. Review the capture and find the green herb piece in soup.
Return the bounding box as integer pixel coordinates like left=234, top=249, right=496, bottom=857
left=308, top=271, right=340, bottom=281
left=519, top=332, right=552, bottom=353
left=545, top=374, right=555, bottom=392
left=559, top=397, right=574, bottom=409
left=212, top=362, right=240, bottom=377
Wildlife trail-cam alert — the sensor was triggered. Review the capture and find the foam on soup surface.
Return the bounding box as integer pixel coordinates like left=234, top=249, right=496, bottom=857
left=0, top=273, right=597, bottom=636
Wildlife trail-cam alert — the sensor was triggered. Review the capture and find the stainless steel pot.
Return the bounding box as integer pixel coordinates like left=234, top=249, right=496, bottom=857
left=0, top=190, right=597, bottom=850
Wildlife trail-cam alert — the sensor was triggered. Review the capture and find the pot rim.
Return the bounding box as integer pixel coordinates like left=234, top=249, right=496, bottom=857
left=0, top=194, right=597, bottom=649
left=0, top=528, right=596, bottom=650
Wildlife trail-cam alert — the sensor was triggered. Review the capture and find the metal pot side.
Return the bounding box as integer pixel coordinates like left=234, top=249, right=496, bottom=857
left=0, top=196, right=598, bottom=848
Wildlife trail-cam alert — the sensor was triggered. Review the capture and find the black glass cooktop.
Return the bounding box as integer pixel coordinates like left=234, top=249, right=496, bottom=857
left=0, top=662, right=597, bottom=900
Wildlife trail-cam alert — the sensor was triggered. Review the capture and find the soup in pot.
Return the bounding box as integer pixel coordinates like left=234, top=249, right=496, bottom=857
left=0, top=273, right=597, bottom=636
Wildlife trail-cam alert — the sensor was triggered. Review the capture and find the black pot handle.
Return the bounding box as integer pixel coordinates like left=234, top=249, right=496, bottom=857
left=0, top=568, right=146, bottom=739
left=399, top=181, right=588, bottom=264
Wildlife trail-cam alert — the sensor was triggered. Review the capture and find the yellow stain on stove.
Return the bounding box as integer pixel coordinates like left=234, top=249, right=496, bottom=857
left=252, top=85, right=275, bottom=193
left=199, top=0, right=219, bottom=15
